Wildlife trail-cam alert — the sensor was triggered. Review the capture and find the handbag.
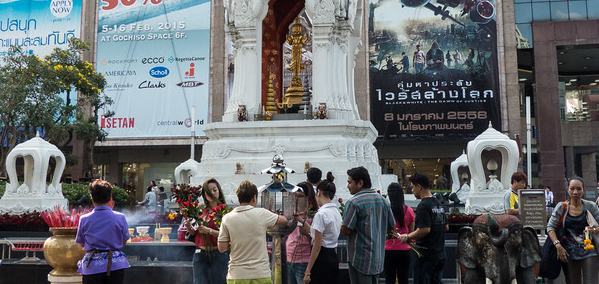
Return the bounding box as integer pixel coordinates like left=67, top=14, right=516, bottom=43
left=539, top=239, right=561, bottom=279
left=539, top=202, right=567, bottom=279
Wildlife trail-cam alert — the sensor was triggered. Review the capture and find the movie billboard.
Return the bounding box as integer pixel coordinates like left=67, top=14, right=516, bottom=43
left=369, top=0, right=501, bottom=141
left=0, top=0, right=82, bottom=57
left=96, top=0, right=210, bottom=138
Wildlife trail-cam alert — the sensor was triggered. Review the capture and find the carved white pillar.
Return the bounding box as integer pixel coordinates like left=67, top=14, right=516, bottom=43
left=346, top=0, right=362, bottom=120
left=307, top=0, right=360, bottom=120
left=331, top=26, right=350, bottom=118
left=306, top=0, right=335, bottom=116
left=223, top=0, right=269, bottom=122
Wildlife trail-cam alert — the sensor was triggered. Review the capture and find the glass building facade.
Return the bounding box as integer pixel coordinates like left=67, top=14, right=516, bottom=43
left=516, top=0, right=599, bottom=47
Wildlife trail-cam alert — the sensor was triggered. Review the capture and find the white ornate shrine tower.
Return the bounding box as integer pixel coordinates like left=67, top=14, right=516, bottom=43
left=176, top=0, right=396, bottom=202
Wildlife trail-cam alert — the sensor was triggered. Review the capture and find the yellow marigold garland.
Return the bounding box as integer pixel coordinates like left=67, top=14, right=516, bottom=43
left=584, top=227, right=595, bottom=250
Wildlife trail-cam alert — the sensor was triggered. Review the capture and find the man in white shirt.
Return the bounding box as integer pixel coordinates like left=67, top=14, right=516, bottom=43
left=545, top=185, right=554, bottom=206
left=218, top=181, right=288, bottom=284
left=413, top=45, right=426, bottom=73
left=545, top=185, right=555, bottom=216
left=138, top=186, right=157, bottom=214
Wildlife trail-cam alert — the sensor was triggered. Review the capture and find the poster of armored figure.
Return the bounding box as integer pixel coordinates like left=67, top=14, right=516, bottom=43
left=369, top=0, right=501, bottom=141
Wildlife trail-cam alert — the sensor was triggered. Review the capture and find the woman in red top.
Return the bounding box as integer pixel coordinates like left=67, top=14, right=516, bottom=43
left=385, top=182, right=415, bottom=284
left=184, top=178, right=229, bottom=284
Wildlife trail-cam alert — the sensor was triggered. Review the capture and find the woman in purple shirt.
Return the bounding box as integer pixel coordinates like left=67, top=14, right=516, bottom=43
left=76, top=180, right=131, bottom=284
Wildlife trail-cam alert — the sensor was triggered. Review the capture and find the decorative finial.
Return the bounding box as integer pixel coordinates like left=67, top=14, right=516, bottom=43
left=488, top=121, right=493, bottom=128
left=36, top=131, right=40, bottom=137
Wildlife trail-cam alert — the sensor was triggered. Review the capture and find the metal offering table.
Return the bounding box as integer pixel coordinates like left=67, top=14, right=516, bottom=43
left=1, top=238, right=47, bottom=260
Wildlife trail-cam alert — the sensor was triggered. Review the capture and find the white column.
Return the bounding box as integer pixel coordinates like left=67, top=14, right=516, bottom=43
left=222, top=0, right=269, bottom=122
left=306, top=0, right=362, bottom=120
left=332, top=26, right=351, bottom=119
left=309, top=24, right=334, bottom=116
left=346, top=0, right=363, bottom=120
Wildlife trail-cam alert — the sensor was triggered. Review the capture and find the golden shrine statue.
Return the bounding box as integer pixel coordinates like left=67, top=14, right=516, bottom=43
left=282, top=18, right=309, bottom=106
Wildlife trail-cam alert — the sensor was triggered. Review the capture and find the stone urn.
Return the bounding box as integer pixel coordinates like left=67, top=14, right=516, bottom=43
left=43, top=228, right=85, bottom=276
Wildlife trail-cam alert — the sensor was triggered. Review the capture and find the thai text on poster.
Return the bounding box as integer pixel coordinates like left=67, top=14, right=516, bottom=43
left=0, top=0, right=82, bottom=57
left=369, top=0, right=501, bottom=141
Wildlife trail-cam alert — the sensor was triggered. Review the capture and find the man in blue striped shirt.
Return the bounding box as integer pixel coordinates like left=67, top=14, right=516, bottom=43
left=341, top=166, right=395, bottom=284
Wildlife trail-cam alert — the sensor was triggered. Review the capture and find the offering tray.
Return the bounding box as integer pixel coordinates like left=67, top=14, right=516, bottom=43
left=131, top=238, right=154, bottom=242
left=5, top=238, right=45, bottom=263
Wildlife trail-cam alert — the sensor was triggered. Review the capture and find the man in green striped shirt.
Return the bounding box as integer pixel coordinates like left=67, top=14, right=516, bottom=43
left=341, top=166, right=395, bottom=284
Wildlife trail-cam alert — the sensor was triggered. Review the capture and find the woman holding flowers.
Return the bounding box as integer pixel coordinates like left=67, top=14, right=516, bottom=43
left=295, top=172, right=342, bottom=284
left=184, top=178, right=229, bottom=284
left=385, top=182, right=415, bottom=284
left=547, top=176, right=599, bottom=284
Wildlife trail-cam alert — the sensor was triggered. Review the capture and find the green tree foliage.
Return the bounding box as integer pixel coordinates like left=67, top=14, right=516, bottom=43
left=0, top=38, right=112, bottom=176
left=0, top=181, right=129, bottom=206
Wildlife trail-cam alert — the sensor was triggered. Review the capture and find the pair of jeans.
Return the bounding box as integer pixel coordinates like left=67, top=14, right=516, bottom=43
left=348, top=262, right=379, bottom=284
left=564, top=255, right=599, bottom=284
left=193, top=248, right=230, bottom=284
left=287, top=262, right=308, bottom=284
left=415, top=63, right=424, bottom=73
left=412, top=256, right=445, bottom=284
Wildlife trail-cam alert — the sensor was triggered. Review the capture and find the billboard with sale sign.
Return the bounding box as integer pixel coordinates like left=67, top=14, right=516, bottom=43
left=96, top=0, right=210, bottom=138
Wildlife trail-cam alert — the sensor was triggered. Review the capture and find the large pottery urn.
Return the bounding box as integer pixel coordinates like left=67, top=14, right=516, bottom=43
left=43, top=228, right=85, bottom=276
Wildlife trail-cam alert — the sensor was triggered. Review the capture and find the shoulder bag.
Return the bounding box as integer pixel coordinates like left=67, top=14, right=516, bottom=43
left=539, top=201, right=567, bottom=279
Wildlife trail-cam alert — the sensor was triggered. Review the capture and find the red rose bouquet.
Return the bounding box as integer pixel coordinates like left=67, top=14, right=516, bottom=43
left=208, top=203, right=232, bottom=228
left=171, top=184, right=206, bottom=225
